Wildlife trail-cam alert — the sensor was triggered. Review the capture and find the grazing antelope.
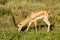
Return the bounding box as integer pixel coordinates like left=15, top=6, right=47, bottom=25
left=18, top=10, right=50, bottom=32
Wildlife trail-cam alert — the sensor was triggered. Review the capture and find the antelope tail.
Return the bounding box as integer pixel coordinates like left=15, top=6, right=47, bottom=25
left=48, top=11, right=50, bottom=15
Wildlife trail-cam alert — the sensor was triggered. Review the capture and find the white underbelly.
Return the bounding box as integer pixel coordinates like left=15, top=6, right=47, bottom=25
left=31, top=16, right=44, bottom=22
left=35, top=16, right=44, bottom=20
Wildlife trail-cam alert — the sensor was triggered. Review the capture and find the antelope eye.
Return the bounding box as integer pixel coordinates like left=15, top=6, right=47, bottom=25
left=20, top=24, right=21, bottom=25
left=20, top=24, right=22, bottom=25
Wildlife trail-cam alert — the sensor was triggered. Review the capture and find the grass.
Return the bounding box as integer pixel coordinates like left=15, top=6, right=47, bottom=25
left=0, top=26, right=60, bottom=40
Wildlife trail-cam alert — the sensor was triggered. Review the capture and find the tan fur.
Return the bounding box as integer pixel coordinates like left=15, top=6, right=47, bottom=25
left=18, top=10, right=50, bottom=32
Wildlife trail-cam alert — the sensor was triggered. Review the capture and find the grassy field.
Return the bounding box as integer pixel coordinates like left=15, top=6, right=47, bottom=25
left=0, top=0, right=60, bottom=40
left=0, top=27, right=60, bottom=40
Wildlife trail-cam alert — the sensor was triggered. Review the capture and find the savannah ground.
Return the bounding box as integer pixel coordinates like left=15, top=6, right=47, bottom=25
left=0, top=0, right=60, bottom=40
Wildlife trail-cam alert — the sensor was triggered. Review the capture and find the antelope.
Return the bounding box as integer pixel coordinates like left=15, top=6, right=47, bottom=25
left=18, top=10, right=50, bottom=32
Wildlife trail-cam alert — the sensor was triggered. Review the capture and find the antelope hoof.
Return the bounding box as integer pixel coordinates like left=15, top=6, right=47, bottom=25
left=47, top=29, right=50, bottom=32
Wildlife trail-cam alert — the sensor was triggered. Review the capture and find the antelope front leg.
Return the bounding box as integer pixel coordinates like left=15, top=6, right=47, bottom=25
left=34, top=20, right=37, bottom=32
left=26, top=21, right=32, bottom=31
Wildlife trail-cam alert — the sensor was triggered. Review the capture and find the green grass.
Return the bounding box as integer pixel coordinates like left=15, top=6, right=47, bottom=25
left=0, top=27, right=60, bottom=40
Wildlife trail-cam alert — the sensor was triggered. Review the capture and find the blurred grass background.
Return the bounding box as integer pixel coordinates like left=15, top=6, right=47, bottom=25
left=0, top=0, right=60, bottom=40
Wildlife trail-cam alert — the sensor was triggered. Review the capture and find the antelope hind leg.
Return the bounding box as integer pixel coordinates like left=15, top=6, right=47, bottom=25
left=43, top=18, right=50, bottom=32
